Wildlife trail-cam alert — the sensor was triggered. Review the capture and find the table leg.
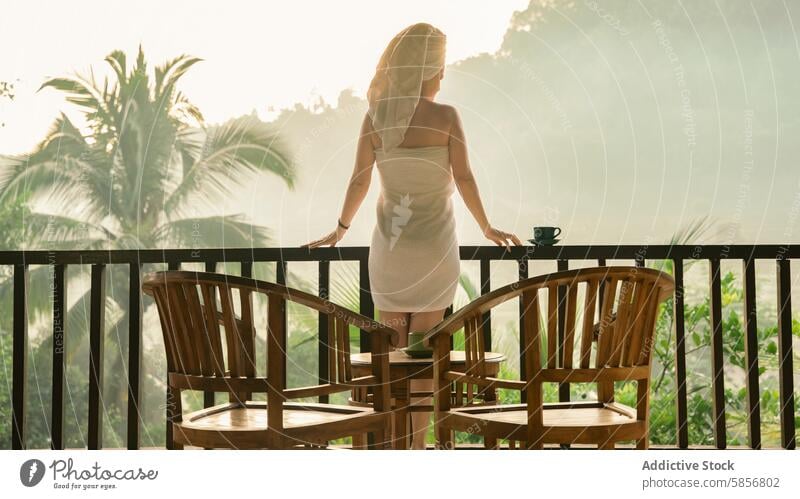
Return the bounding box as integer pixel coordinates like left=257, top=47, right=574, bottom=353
left=393, top=380, right=410, bottom=450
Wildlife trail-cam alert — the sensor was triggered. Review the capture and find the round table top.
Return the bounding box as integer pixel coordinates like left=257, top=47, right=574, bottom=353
left=350, top=350, right=505, bottom=367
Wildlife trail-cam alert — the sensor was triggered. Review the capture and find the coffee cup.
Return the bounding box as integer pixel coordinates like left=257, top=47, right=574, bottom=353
left=407, top=331, right=430, bottom=351
left=533, top=226, right=561, bottom=242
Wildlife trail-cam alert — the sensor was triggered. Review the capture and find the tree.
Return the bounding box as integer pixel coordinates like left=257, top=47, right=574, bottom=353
left=0, top=47, right=296, bottom=447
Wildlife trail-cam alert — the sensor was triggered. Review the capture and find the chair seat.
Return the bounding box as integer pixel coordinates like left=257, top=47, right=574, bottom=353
left=444, top=402, right=645, bottom=444
left=174, top=401, right=387, bottom=448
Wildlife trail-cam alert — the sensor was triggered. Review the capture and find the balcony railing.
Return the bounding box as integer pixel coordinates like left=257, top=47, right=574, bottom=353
left=1, top=244, right=797, bottom=449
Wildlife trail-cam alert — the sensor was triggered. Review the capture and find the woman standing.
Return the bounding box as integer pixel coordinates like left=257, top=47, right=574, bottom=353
left=303, top=23, right=521, bottom=448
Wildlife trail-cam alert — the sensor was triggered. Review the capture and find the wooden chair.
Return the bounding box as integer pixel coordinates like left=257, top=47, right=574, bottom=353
left=425, top=266, right=674, bottom=449
left=142, top=270, right=397, bottom=449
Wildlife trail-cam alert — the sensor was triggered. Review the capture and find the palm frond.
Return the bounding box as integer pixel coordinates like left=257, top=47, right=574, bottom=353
left=668, top=216, right=715, bottom=245
left=154, top=54, right=203, bottom=101
left=38, top=75, right=112, bottom=126
left=15, top=212, right=113, bottom=250
left=153, top=214, right=272, bottom=249
left=164, top=116, right=296, bottom=216
left=104, top=50, right=127, bottom=87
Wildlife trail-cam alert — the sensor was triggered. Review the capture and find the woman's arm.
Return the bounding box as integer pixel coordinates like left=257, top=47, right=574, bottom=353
left=302, top=113, right=376, bottom=248
left=448, top=106, right=521, bottom=249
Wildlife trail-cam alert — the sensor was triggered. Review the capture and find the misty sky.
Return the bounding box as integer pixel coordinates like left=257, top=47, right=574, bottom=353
left=2, top=0, right=799, bottom=247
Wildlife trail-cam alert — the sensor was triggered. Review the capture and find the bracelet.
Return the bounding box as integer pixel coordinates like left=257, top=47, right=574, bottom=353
left=338, top=218, right=350, bottom=230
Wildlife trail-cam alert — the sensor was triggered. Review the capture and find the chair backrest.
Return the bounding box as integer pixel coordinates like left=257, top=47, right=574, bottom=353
left=142, top=271, right=398, bottom=428
left=518, top=266, right=674, bottom=378
left=426, top=266, right=674, bottom=401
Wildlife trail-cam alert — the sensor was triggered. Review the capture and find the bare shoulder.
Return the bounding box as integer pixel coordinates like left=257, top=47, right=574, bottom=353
left=360, top=111, right=380, bottom=149
left=434, top=104, right=463, bottom=137
left=430, top=102, right=458, bottom=121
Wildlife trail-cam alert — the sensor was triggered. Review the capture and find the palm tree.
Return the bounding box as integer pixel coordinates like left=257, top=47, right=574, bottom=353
left=0, top=47, right=295, bottom=447
left=0, top=46, right=294, bottom=249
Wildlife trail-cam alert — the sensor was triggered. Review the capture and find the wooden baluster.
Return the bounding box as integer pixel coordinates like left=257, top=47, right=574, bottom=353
left=52, top=264, right=67, bottom=450
left=126, top=263, right=142, bottom=449
left=12, top=264, right=28, bottom=450
left=673, top=259, right=689, bottom=449
left=709, top=259, right=726, bottom=449
left=480, top=259, right=492, bottom=351
left=88, top=264, right=106, bottom=450
left=742, top=257, right=761, bottom=449
left=358, top=258, right=373, bottom=353
left=776, top=258, right=796, bottom=449
left=318, top=260, right=330, bottom=403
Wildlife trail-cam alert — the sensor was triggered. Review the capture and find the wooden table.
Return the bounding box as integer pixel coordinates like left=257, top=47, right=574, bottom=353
left=350, top=350, right=505, bottom=449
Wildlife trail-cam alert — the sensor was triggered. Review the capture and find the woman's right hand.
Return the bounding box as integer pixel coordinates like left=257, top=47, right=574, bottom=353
left=483, top=225, right=522, bottom=250
left=301, top=225, right=348, bottom=248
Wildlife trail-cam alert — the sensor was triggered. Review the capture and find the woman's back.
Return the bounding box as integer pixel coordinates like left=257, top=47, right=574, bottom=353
left=370, top=99, right=452, bottom=150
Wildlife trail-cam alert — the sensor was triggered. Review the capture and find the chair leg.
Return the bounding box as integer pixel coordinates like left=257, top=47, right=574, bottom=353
left=599, top=439, right=615, bottom=450
left=435, top=425, right=453, bottom=450
left=352, top=434, right=367, bottom=450
left=483, top=435, right=498, bottom=449
left=371, top=428, right=388, bottom=449
left=636, top=436, right=649, bottom=450
left=525, top=439, right=543, bottom=450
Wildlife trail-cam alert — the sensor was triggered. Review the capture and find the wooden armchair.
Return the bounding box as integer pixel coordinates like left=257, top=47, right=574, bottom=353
left=425, top=266, right=674, bottom=449
left=142, top=271, right=398, bottom=449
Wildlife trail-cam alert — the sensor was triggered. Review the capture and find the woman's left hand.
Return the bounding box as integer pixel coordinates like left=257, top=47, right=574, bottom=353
left=301, top=226, right=348, bottom=248
left=483, top=225, right=522, bottom=250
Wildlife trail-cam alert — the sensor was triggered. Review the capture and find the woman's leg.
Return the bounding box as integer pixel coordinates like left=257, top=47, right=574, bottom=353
left=376, top=310, right=410, bottom=448
left=408, top=308, right=447, bottom=450
left=377, top=310, right=410, bottom=346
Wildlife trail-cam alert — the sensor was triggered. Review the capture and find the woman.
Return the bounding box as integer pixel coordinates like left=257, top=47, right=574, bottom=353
left=303, top=23, right=521, bottom=449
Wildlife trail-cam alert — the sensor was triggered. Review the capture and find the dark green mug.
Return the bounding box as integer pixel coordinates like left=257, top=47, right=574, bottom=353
left=407, top=331, right=430, bottom=351
left=533, top=226, right=561, bottom=242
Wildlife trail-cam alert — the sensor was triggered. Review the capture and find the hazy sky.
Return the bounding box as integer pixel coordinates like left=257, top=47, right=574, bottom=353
left=3, top=1, right=799, bottom=249
left=0, top=0, right=528, bottom=154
